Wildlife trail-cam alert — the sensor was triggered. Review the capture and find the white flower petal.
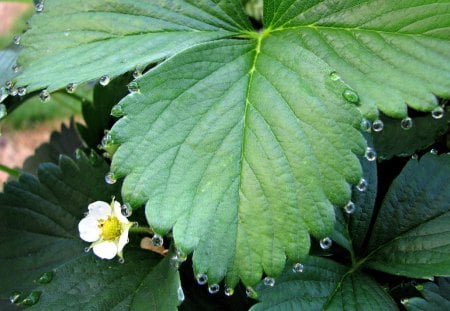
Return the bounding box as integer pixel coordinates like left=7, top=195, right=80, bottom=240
left=113, top=201, right=129, bottom=224
left=78, top=216, right=100, bottom=242
left=93, top=241, right=118, bottom=259
left=88, top=201, right=111, bottom=220
left=117, top=229, right=130, bottom=254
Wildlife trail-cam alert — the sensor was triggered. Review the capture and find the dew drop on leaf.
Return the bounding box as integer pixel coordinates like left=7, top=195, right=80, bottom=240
left=21, top=291, right=41, bottom=306
left=430, top=148, right=438, bottom=155
left=400, top=298, right=409, bottom=305
left=365, top=147, right=377, bottom=161
left=111, top=104, right=124, bottom=118
left=263, top=277, right=275, bottom=287
left=0, top=104, right=7, bottom=120
left=66, top=83, right=77, bottom=93
left=12, top=64, right=20, bottom=73
left=292, top=262, right=304, bottom=273
left=344, top=201, right=356, bottom=214
left=431, top=106, right=444, bottom=119
left=342, top=89, right=360, bottom=104
left=84, top=246, right=90, bottom=253
left=5, top=80, right=13, bottom=89
left=13, top=35, right=21, bottom=45
left=17, top=87, right=26, bottom=97
left=208, top=284, right=220, bottom=294
left=372, top=119, right=384, bottom=132
left=329, top=71, right=340, bottom=81
left=133, top=69, right=142, bottom=79
left=104, top=172, right=117, bottom=185
left=99, top=75, right=110, bottom=86
left=319, top=237, right=332, bottom=250
left=118, top=257, right=125, bottom=264
left=151, top=234, right=163, bottom=247
left=120, top=203, right=132, bottom=217
left=196, top=273, right=208, bottom=285
left=411, top=154, right=418, bottom=160
left=360, top=118, right=372, bottom=132
left=127, top=81, right=139, bottom=93
left=224, top=286, right=234, bottom=296
left=39, top=89, right=51, bottom=102
left=400, top=117, right=413, bottom=130
left=9, top=88, right=18, bottom=96
left=9, top=291, right=21, bottom=304
left=356, top=178, right=368, bottom=192
left=246, top=287, right=258, bottom=299
left=177, top=286, right=185, bottom=302
left=37, top=271, right=54, bottom=284
left=35, top=1, right=44, bottom=13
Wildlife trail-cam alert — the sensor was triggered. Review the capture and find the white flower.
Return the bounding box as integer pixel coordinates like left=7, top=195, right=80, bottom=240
left=78, top=200, right=133, bottom=260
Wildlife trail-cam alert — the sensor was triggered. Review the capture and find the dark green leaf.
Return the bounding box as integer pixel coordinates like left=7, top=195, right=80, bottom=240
left=373, top=114, right=448, bottom=160
left=405, top=278, right=450, bottom=311
left=366, top=154, right=450, bottom=278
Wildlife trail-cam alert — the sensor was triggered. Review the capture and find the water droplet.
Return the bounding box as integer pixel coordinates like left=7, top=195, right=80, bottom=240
left=35, top=1, right=44, bottom=13
left=360, top=118, right=372, bottom=132
left=356, top=178, right=368, bottom=192
left=177, top=286, right=185, bottom=301
left=21, top=291, right=41, bottom=306
left=0, top=104, right=7, bottom=120
left=400, top=298, right=409, bottom=305
left=196, top=273, right=208, bottom=285
left=224, top=286, right=234, bottom=296
left=12, top=64, right=20, bottom=73
left=173, top=249, right=187, bottom=263
left=127, top=81, right=139, bottom=93
left=118, top=257, right=125, bottom=264
left=342, top=89, right=360, bottom=104
left=39, top=89, right=51, bottom=102
left=263, top=277, right=275, bottom=287
left=84, top=246, right=90, bottom=253
left=320, top=237, right=332, bottom=250
left=152, top=234, right=163, bottom=247
left=111, top=104, right=124, bottom=118
left=66, top=83, right=77, bottom=93
left=37, top=271, right=53, bottom=284
left=17, top=87, right=26, bottom=96
left=329, top=71, right=340, bottom=81
left=5, top=80, right=13, bottom=89
left=372, top=119, right=384, bottom=132
left=133, top=69, right=142, bottom=79
left=365, top=147, right=377, bottom=161
left=411, top=153, right=418, bottom=160
left=246, top=287, right=258, bottom=299
left=430, top=148, right=438, bottom=155
left=13, top=35, right=21, bottom=45
left=101, top=132, right=113, bottom=149
left=9, top=291, right=21, bottom=304
left=121, top=203, right=132, bottom=217
left=431, top=106, right=444, bottom=119
left=292, top=262, right=304, bottom=273
left=99, top=75, right=110, bottom=86
left=400, top=117, right=413, bottom=130
left=208, top=284, right=220, bottom=294
left=105, top=172, right=117, bottom=185
left=344, top=201, right=356, bottom=214
left=9, top=88, right=18, bottom=96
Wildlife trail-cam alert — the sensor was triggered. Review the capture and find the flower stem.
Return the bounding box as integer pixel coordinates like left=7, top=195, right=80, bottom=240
left=129, top=226, right=154, bottom=235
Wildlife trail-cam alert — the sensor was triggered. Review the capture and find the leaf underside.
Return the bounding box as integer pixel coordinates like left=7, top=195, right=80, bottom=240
left=7, top=0, right=450, bottom=287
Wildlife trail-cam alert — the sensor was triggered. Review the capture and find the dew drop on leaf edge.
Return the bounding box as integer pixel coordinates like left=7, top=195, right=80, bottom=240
left=121, top=203, right=132, bottom=217
left=360, top=118, right=372, bottom=132
left=263, top=277, right=275, bottom=287
left=17, top=87, right=26, bottom=96
left=99, top=75, right=110, bottom=86
left=400, top=117, right=413, bottom=130
left=372, top=119, right=384, bottom=132
left=320, top=237, right=332, bottom=250
left=208, top=284, right=220, bottom=294
left=292, top=262, right=304, bottom=273
left=127, top=81, right=139, bottom=93
left=224, top=286, right=234, bottom=296
left=246, top=287, right=258, bottom=299
left=35, top=1, right=44, bottom=13
left=344, top=201, right=356, bottom=214
left=21, top=291, right=41, bottom=306
left=177, top=287, right=185, bottom=302
left=111, top=104, right=124, bottom=118
left=105, top=172, right=117, bottom=185
left=13, top=35, right=21, bottom=45
left=9, top=291, right=21, bottom=304
left=365, top=147, right=377, bottom=161
left=357, top=178, right=368, bottom=192
left=39, top=89, right=51, bottom=102
left=329, top=71, right=340, bottom=81
left=431, top=106, right=444, bottom=119
left=151, top=234, right=163, bottom=247
left=342, top=89, right=360, bottom=104
left=196, top=273, right=208, bottom=285
left=37, top=271, right=54, bottom=284
left=66, top=83, right=77, bottom=93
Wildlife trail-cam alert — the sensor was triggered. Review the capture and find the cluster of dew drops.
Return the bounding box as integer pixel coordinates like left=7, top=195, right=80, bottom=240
left=9, top=271, right=53, bottom=307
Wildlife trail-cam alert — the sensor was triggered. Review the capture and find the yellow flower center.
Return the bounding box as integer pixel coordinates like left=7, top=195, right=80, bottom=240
left=98, top=216, right=122, bottom=241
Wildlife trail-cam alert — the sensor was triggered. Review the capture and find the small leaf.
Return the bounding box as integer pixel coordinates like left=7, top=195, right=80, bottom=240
left=250, top=256, right=396, bottom=311
left=366, top=154, right=450, bottom=278
left=373, top=114, right=448, bottom=160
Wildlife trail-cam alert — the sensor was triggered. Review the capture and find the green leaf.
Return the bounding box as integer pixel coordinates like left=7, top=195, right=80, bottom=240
left=0, top=46, right=19, bottom=102
left=405, top=278, right=450, bottom=311
left=264, top=0, right=450, bottom=118
left=14, top=0, right=251, bottom=92
left=373, top=114, right=449, bottom=161
left=0, top=153, right=181, bottom=310
left=366, top=154, right=450, bottom=278
left=330, top=208, right=353, bottom=253
left=250, top=256, right=396, bottom=311
left=111, top=34, right=365, bottom=286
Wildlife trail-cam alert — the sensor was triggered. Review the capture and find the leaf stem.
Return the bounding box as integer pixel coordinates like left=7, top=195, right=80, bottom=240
left=129, top=226, right=153, bottom=235
left=0, top=163, right=20, bottom=177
